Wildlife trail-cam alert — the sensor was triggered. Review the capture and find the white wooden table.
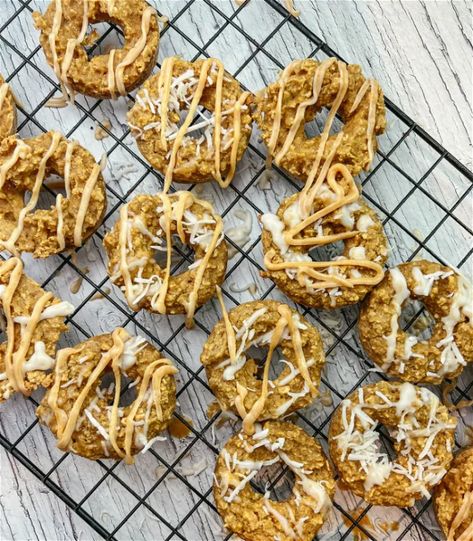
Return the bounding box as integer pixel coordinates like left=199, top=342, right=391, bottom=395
left=0, top=1, right=472, bottom=540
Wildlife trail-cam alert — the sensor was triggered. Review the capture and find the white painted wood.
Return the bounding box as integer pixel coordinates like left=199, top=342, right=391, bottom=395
left=0, top=1, right=471, bottom=540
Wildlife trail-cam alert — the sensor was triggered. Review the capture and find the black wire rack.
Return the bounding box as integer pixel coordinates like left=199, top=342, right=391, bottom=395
left=0, top=1, right=472, bottom=540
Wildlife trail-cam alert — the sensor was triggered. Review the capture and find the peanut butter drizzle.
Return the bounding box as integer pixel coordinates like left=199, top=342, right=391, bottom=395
left=156, top=57, right=248, bottom=191
left=114, top=5, right=155, bottom=96
left=268, top=58, right=379, bottom=174
left=55, top=194, right=65, bottom=250
left=2, top=132, right=61, bottom=255
left=447, top=490, right=473, bottom=541
left=73, top=162, right=101, bottom=246
left=107, top=49, right=117, bottom=99
left=48, top=328, right=175, bottom=462
left=0, top=82, right=10, bottom=110
left=215, top=291, right=314, bottom=434
left=63, top=140, right=75, bottom=198
left=266, top=163, right=384, bottom=290
left=0, top=139, right=31, bottom=190
left=0, top=258, right=54, bottom=394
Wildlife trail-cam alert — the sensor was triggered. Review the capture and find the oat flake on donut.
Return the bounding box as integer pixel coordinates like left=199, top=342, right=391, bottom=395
left=329, top=381, right=457, bottom=507
left=359, top=260, right=473, bottom=384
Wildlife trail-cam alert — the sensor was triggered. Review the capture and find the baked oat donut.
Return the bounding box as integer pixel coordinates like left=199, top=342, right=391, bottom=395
left=434, top=447, right=473, bottom=541
left=214, top=421, right=335, bottom=541
left=0, top=132, right=106, bottom=257
left=201, top=293, right=325, bottom=434
left=33, top=0, right=159, bottom=101
left=254, top=57, right=386, bottom=182
left=261, top=163, right=387, bottom=309
left=0, top=257, right=74, bottom=402
left=329, top=381, right=457, bottom=507
left=37, top=327, right=177, bottom=463
left=0, top=74, right=16, bottom=142
left=127, top=57, right=253, bottom=190
left=359, top=260, right=473, bottom=384
left=103, top=191, right=227, bottom=328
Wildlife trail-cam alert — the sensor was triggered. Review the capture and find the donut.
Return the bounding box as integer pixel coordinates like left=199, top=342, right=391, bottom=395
left=36, top=327, right=177, bottom=463
left=359, top=260, right=473, bottom=384
left=214, top=421, right=335, bottom=541
left=0, top=75, right=16, bottom=142
left=0, top=257, right=74, bottom=402
left=127, top=57, right=253, bottom=191
left=329, top=381, right=457, bottom=507
left=0, top=132, right=107, bottom=257
left=253, top=57, right=386, bottom=182
left=434, top=447, right=473, bottom=541
left=201, top=293, right=325, bottom=434
left=33, top=0, right=159, bottom=101
left=103, top=191, right=227, bottom=328
left=261, top=163, right=387, bottom=309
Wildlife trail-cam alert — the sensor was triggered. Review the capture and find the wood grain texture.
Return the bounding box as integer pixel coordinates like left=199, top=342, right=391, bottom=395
left=0, top=1, right=471, bottom=540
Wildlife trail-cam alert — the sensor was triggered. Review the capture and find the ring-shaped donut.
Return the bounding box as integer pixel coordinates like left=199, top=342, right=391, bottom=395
left=0, top=132, right=107, bottom=257
left=359, top=260, right=473, bottom=384
left=254, top=58, right=386, bottom=182
left=36, top=327, right=178, bottom=463
left=33, top=0, right=159, bottom=100
left=329, top=381, right=456, bottom=507
left=0, top=74, right=16, bottom=142
left=434, top=447, right=473, bottom=541
left=214, top=421, right=335, bottom=541
left=103, top=191, right=227, bottom=328
left=0, top=257, right=74, bottom=402
left=261, top=163, right=387, bottom=309
left=201, top=297, right=325, bottom=434
left=127, top=57, right=253, bottom=191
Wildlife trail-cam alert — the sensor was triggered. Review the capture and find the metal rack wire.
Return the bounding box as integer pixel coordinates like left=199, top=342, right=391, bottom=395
left=0, top=0, right=472, bottom=540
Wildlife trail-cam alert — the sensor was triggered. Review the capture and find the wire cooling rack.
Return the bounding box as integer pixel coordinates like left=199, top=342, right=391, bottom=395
left=0, top=1, right=472, bottom=540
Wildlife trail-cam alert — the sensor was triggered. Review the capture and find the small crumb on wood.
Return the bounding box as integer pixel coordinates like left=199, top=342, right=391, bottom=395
left=95, top=118, right=112, bottom=140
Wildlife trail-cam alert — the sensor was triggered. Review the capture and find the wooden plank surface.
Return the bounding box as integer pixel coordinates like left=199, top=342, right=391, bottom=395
left=0, top=1, right=472, bottom=540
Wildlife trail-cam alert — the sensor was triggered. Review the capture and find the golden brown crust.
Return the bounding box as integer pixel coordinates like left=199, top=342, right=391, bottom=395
left=103, top=191, right=227, bottom=321
left=253, top=58, right=386, bottom=182
left=359, top=260, right=473, bottom=384
left=0, top=75, right=16, bottom=142
left=33, top=0, right=159, bottom=99
left=434, top=447, right=473, bottom=540
left=0, top=132, right=106, bottom=257
left=261, top=191, right=387, bottom=309
left=127, top=57, right=253, bottom=186
left=201, top=300, right=325, bottom=421
left=214, top=421, right=335, bottom=541
left=36, top=330, right=177, bottom=462
left=329, top=381, right=456, bottom=507
left=0, top=257, right=72, bottom=402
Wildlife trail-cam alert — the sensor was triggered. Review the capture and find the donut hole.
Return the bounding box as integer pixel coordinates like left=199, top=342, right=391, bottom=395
left=309, top=239, right=345, bottom=261
left=173, top=105, right=215, bottom=143
left=23, top=174, right=67, bottom=211
left=400, top=299, right=434, bottom=340
left=84, top=22, right=125, bottom=60
left=253, top=459, right=296, bottom=502
left=99, top=370, right=137, bottom=407
left=303, top=108, right=344, bottom=140
left=247, top=346, right=286, bottom=381
left=152, top=234, right=195, bottom=271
